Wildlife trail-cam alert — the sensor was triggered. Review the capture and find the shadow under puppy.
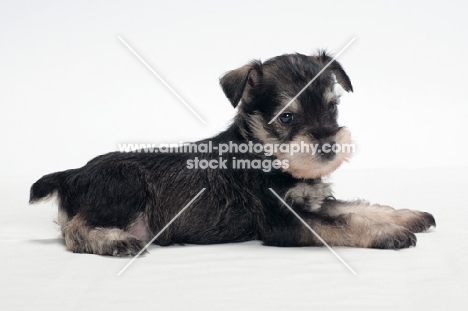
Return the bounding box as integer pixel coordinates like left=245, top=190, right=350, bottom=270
left=30, top=52, right=435, bottom=256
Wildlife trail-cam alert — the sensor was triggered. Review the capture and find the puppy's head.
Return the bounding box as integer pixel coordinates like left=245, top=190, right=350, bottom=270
left=220, top=52, right=354, bottom=179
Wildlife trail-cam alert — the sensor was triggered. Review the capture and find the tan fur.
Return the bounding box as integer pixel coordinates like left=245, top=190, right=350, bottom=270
left=275, top=94, right=301, bottom=114
left=62, top=215, right=144, bottom=256
left=56, top=208, right=68, bottom=228
left=127, top=215, right=150, bottom=243
left=325, top=200, right=433, bottom=233
left=310, top=213, right=413, bottom=248
left=285, top=182, right=332, bottom=211
left=280, top=128, right=353, bottom=178
left=248, top=112, right=281, bottom=145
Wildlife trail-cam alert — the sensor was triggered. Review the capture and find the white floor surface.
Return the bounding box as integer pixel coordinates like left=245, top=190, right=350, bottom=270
left=1, top=168, right=467, bottom=310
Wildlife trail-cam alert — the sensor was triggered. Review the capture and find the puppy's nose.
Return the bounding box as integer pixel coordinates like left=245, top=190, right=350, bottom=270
left=318, top=141, right=336, bottom=160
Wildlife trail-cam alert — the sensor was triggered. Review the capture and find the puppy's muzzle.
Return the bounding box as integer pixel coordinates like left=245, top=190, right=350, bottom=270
left=317, top=141, right=336, bottom=161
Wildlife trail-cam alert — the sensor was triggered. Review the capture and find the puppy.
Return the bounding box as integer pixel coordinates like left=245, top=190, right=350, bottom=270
left=30, top=52, right=435, bottom=256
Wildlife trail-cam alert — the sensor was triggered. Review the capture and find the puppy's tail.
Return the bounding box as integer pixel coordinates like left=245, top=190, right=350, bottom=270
left=29, top=170, right=72, bottom=204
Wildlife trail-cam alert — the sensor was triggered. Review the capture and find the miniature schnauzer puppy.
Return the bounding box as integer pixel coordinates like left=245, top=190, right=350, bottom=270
left=30, top=52, right=435, bottom=256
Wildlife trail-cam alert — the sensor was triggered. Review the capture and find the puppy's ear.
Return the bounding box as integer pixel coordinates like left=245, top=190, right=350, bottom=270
left=219, top=61, right=262, bottom=108
left=313, top=51, right=353, bottom=92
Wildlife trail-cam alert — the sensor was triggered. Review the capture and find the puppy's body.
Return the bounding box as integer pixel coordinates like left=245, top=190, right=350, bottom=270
left=30, top=52, right=435, bottom=256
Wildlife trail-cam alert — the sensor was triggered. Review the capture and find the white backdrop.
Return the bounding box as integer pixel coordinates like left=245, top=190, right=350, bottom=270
left=1, top=2, right=468, bottom=310
left=1, top=0, right=467, bottom=182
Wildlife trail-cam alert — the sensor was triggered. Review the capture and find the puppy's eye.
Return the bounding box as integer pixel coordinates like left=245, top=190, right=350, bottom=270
left=328, top=103, right=337, bottom=113
left=279, top=113, right=293, bottom=124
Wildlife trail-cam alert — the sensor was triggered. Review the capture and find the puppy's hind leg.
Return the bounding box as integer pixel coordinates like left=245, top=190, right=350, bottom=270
left=62, top=214, right=145, bottom=256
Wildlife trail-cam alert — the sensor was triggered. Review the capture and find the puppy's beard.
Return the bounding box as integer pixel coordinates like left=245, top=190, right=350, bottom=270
left=247, top=113, right=353, bottom=178
left=277, top=128, right=353, bottom=179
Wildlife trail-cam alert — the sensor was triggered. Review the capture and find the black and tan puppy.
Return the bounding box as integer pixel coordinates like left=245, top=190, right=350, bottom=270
left=30, top=52, right=435, bottom=256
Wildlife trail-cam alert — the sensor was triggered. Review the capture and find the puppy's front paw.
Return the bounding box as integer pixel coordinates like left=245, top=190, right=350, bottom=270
left=285, top=182, right=332, bottom=211
left=371, top=225, right=417, bottom=249
left=394, top=210, right=436, bottom=233
left=363, top=204, right=436, bottom=233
